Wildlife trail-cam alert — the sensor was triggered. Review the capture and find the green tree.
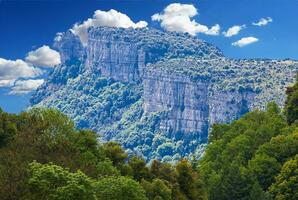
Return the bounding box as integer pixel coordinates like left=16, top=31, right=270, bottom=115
left=94, top=176, right=147, bottom=200
left=27, top=161, right=96, bottom=200
left=269, top=154, right=298, bottom=200
left=102, top=142, right=127, bottom=166
left=141, top=179, right=171, bottom=200
left=176, top=159, right=206, bottom=200
left=129, top=157, right=151, bottom=181
left=248, top=182, right=268, bottom=200
left=0, top=110, right=17, bottom=147
left=95, top=158, right=120, bottom=177
left=285, top=73, right=298, bottom=124
left=248, top=154, right=281, bottom=189
left=0, top=108, right=105, bottom=199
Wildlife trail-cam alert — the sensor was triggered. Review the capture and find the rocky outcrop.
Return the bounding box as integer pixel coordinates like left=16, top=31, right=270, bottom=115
left=143, top=69, right=256, bottom=135
left=208, top=91, right=255, bottom=125
left=30, top=26, right=298, bottom=162
left=86, top=32, right=146, bottom=82
left=143, top=70, right=209, bottom=136
left=54, top=31, right=85, bottom=63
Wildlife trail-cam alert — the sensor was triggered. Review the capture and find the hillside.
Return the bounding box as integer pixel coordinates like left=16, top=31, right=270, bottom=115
left=30, top=26, right=298, bottom=162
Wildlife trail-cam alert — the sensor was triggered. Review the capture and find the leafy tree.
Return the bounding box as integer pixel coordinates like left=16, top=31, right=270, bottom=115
left=129, top=157, right=151, bottom=181
left=27, top=161, right=96, bottom=200
left=176, top=159, right=206, bottom=200
left=285, top=73, right=298, bottom=124
left=248, top=154, right=281, bottom=189
left=102, top=142, right=127, bottom=166
left=94, top=176, right=147, bottom=200
left=150, top=160, right=162, bottom=178
left=0, top=108, right=105, bottom=199
left=95, top=158, right=120, bottom=177
left=141, top=179, right=172, bottom=200
left=248, top=182, right=268, bottom=200
left=199, top=102, right=288, bottom=200
left=269, top=154, right=298, bottom=200
left=0, top=110, right=17, bottom=147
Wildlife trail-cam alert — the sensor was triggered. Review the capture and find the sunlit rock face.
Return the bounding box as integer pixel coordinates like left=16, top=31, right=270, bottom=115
left=30, top=26, right=298, bottom=162
left=86, top=30, right=146, bottom=82
left=143, top=69, right=256, bottom=136
left=143, top=70, right=210, bottom=136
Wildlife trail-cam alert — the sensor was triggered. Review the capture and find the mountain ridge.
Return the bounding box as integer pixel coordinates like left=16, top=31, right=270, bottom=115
left=30, top=26, right=298, bottom=162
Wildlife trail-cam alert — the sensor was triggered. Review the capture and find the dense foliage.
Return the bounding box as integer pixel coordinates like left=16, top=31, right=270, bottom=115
left=198, top=74, right=298, bottom=200
left=2, top=74, right=298, bottom=199
left=285, top=73, right=298, bottom=125
left=33, top=74, right=206, bottom=163
left=31, top=26, right=298, bottom=164
left=0, top=108, right=205, bottom=200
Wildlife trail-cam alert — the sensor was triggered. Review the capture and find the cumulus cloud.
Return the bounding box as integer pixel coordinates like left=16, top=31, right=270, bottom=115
left=252, top=17, right=273, bottom=26
left=232, top=37, right=259, bottom=47
left=9, top=79, right=44, bottom=95
left=223, top=25, right=246, bottom=37
left=205, top=24, right=221, bottom=36
left=152, top=3, right=220, bottom=36
left=71, top=9, right=148, bottom=46
left=26, top=45, right=61, bottom=68
left=0, top=58, right=42, bottom=87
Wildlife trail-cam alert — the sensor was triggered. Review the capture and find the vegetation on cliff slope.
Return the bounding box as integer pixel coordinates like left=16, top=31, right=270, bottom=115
left=33, top=74, right=206, bottom=163
left=1, top=74, right=298, bottom=199
left=198, top=74, right=298, bottom=200
left=31, top=27, right=298, bottom=164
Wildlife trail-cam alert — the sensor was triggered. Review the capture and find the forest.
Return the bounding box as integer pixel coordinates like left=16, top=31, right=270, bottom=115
left=1, top=75, right=298, bottom=200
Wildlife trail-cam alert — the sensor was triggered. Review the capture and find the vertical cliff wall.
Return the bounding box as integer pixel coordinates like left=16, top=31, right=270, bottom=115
left=30, top=27, right=298, bottom=162
left=86, top=33, right=146, bottom=82
left=143, top=69, right=256, bottom=136
left=208, top=91, right=255, bottom=125
left=143, top=70, right=209, bottom=136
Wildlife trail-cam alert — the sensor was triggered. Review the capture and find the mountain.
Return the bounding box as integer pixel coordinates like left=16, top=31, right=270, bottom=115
left=30, top=27, right=298, bottom=162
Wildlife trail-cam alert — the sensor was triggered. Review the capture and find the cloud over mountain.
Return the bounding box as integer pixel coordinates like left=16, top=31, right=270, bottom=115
left=71, top=9, right=148, bottom=46
left=152, top=3, right=220, bottom=36
left=232, top=37, right=259, bottom=47
left=26, top=45, right=61, bottom=68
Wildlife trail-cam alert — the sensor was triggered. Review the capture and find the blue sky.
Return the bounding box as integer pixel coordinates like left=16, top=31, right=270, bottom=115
left=0, top=0, right=298, bottom=113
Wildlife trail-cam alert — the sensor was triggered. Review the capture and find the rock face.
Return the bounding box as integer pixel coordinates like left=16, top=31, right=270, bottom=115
left=143, top=70, right=209, bottom=136
left=208, top=91, right=255, bottom=125
left=30, top=26, right=298, bottom=162
left=54, top=31, right=85, bottom=63
left=143, top=69, right=256, bottom=136
left=86, top=31, right=145, bottom=82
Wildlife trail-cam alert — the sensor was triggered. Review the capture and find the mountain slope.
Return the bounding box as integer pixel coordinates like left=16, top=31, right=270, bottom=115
left=30, top=27, right=298, bottom=162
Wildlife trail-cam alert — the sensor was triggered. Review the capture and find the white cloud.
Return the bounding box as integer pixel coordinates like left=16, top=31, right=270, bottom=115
left=26, top=45, right=61, bottom=68
left=205, top=24, right=221, bottom=36
left=152, top=3, right=219, bottom=36
left=232, top=37, right=259, bottom=47
left=252, top=17, right=273, bottom=26
left=0, top=58, right=42, bottom=87
left=0, top=80, right=15, bottom=87
left=71, top=9, right=148, bottom=46
left=9, top=79, right=44, bottom=95
left=223, top=25, right=246, bottom=37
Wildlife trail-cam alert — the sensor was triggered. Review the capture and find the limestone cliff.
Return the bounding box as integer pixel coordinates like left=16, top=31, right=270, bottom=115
left=30, top=27, right=298, bottom=162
